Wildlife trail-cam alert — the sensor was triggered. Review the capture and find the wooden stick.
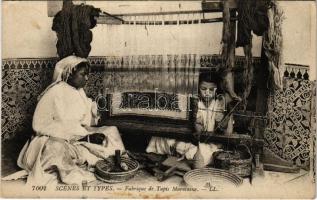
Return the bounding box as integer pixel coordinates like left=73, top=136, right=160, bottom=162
left=100, top=11, right=124, bottom=22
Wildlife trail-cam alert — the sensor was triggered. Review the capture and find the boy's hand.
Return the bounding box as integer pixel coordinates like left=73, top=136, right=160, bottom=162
left=232, top=95, right=242, bottom=102
left=218, top=121, right=227, bottom=131
left=195, top=123, right=204, bottom=134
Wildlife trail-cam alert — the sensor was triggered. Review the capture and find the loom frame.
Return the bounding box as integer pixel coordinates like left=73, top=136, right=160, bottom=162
left=95, top=0, right=266, bottom=173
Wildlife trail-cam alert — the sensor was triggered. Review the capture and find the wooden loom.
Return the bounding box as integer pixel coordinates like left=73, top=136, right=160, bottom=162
left=97, top=0, right=265, bottom=171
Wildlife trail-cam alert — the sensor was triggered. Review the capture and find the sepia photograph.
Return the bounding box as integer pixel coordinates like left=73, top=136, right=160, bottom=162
left=1, top=0, right=316, bottom=198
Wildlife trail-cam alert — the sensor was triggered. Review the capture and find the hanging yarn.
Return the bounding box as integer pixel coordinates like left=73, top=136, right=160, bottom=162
left=221, top=2, right=231, bottom=69
left=52, top=1, right=100, bottom=59
left=236, top=0, right=254, bottom=47
left=263, top=0, right=285, bottom=90
left=240, top=43, right=253, bottom=110
left=252, top=0, right=270, bottom=36
left=220, top=1, right=241, bottom=102
left=235, top=0, right=270, bottom=107
left=52, top=1, right=74, bottom=59
left=72, top=4, right=100, bottom=58
left=236, top=0, right=270, bottom=47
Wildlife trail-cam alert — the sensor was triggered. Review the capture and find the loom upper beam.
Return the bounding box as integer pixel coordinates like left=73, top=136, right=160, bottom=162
left=100, top=11, right=124, bottom=22
left=97, top=15, right=237, bottom=25
left=109, top=0, right=237, bottom=16
left=98, top=11, right=124, bottom=25
left=96, top=0, right=238, bottom=24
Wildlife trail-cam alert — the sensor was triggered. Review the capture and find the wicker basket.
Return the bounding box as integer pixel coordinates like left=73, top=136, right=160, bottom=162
left=213, top=144, right=252, bottom=178
left=184, top=168, right=243, bottom=188
left=95, top=157, right=139, bottom=183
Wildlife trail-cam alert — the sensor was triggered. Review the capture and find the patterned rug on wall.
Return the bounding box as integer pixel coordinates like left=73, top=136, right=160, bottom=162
left=265, top=76, right=316, bottom=168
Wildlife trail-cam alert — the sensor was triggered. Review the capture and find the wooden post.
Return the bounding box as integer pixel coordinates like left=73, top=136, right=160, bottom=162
left=255, top=42, right=270, bottom=139
left=253, top=41, right=270, bottom=174
left=221, top=0, right=237, bottom=135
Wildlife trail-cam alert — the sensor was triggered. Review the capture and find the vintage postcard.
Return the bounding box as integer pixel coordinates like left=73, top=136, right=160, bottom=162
left=1, top=0, right=316, bottom=198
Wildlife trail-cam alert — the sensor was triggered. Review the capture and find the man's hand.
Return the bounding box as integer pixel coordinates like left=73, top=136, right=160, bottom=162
left=91, top=102, right=99, bottom=117
left=69, top=135, right=85, bottom=144
left=83, top=125, right=99, bottom=133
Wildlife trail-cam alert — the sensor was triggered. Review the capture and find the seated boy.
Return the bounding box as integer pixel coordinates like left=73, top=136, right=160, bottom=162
left=146, top=72, right=236, bottom=167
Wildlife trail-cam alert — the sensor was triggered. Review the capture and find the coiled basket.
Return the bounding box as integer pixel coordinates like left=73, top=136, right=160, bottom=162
left=184, top=168, right=243, bottom=188
left=213, top=144, right=252, bottom=178
left=95, top=157, right=139, bottom=183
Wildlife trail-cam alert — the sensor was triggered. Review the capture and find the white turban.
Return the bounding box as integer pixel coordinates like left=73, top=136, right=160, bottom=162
left=38, top=56, right=88, bottom=101
left=52, top=55, right=88, bottom=82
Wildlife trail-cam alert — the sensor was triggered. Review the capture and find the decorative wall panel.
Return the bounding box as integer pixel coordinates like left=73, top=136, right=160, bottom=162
left=2, top=59, right=56, bottom=140
left=310, top=84, right=316, bottom=181
left=265, top=75, right=315, bottom=168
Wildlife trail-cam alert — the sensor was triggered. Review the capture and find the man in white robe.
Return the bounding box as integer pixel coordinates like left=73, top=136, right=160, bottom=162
left=4, top=56, right=125, bottom=185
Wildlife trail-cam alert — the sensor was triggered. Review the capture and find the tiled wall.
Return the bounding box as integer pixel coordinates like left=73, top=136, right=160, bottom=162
left=2, top=58, right=57, bottom=140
